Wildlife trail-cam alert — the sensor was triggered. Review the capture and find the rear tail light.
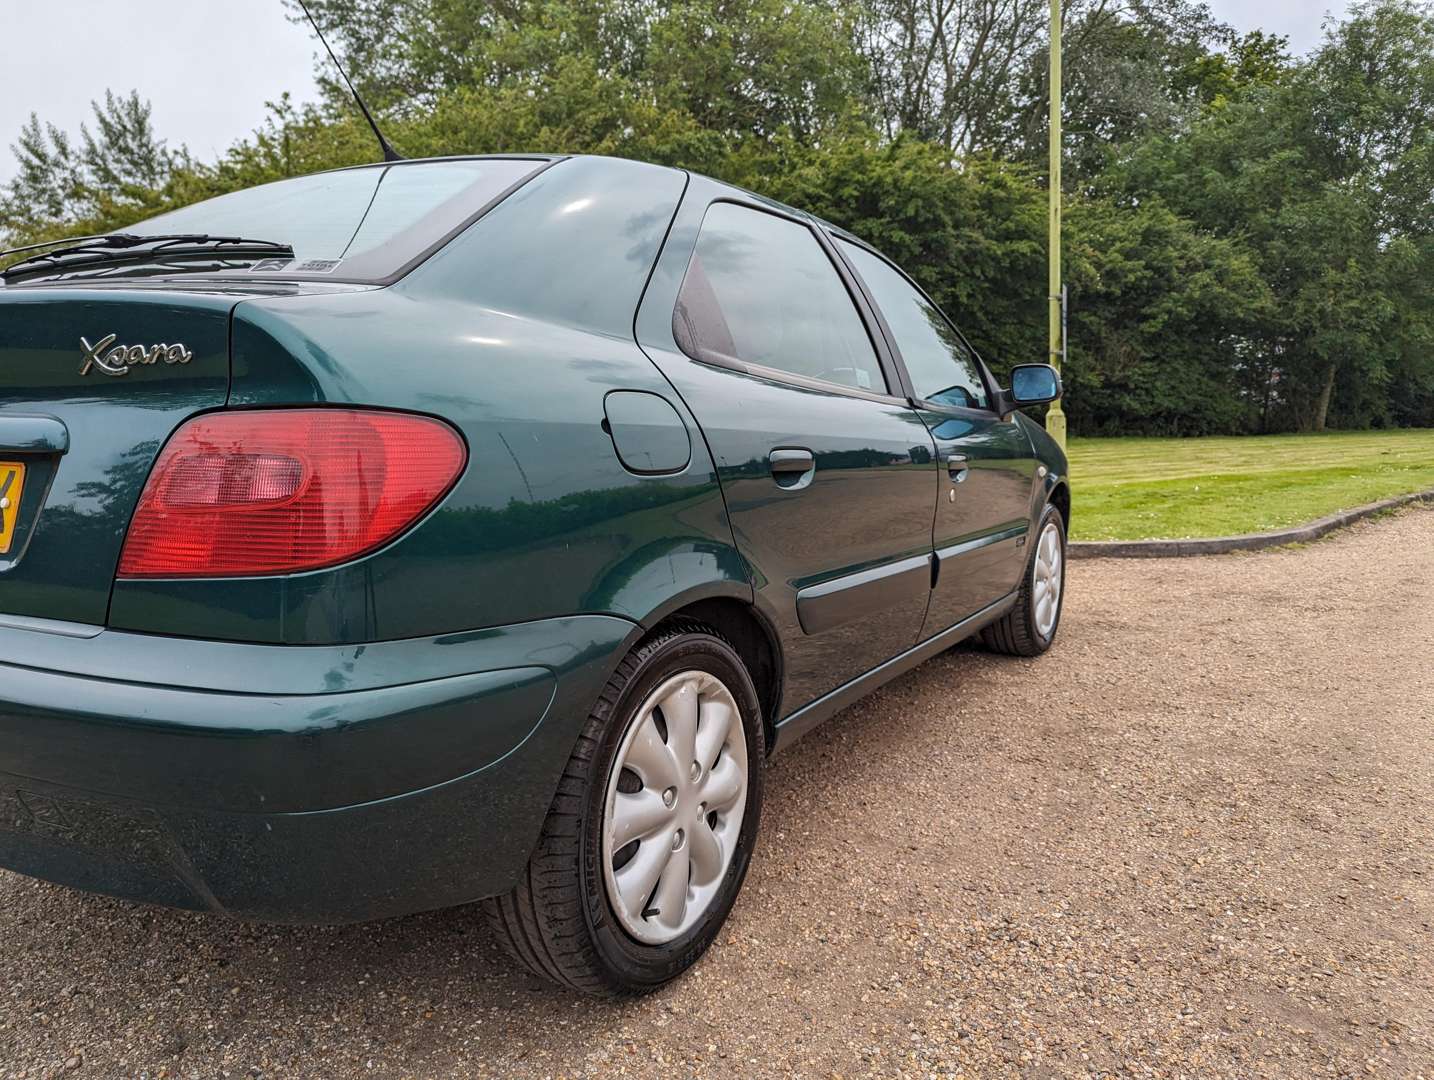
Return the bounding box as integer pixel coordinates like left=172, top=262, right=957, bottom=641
left=118, top=409, right=466, bottom=578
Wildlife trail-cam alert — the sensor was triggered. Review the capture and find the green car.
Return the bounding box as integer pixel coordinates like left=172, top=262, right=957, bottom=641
left=0, top=154, right=1067, bottom=995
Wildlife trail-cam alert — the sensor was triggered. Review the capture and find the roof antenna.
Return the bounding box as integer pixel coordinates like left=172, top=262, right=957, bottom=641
left=296, top=0, right=403, bottom=162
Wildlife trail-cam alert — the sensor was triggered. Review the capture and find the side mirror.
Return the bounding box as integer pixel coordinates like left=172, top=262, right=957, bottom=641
left=1008, top=363, right=1062, bottom=406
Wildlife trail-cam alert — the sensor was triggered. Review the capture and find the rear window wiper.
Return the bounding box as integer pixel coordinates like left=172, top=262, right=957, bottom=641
left=1, top=233, right=296, bottom=285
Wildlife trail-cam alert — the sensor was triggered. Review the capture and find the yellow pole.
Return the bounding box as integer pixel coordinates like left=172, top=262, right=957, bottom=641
left=1046, top=0, right=1067, bottom=448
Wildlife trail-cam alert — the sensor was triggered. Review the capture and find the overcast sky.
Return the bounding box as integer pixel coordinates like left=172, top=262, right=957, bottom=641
left=1206, top=0, right=1353, bottom=51
left=1, top=0, right=1354, bottom=184
left=0, top=2, right=320, bottom=183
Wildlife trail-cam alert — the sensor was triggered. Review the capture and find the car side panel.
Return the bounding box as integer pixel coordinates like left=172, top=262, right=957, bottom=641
left=919, top=407, right=1038, bottom=636
left=108, top=157, right=753, bottom=645
left=633, top=176, right=940, bottom=717
left=1019, top=411, right=1071, bottom=524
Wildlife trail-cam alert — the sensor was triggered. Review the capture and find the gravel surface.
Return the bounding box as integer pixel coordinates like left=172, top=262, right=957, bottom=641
left=3, top=507, right=1432, bottom=1080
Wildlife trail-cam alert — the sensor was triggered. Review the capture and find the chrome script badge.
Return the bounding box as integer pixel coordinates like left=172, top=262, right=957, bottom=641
left=79, top=334, right=193, bottom=377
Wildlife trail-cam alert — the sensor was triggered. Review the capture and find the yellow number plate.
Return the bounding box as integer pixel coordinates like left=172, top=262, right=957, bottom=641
left=0, top=462, right=23, bottom=555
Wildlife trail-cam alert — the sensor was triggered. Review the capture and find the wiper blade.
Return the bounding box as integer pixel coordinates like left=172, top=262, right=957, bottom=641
left=1, top=234, right=295, bottom=284
left=2, top=232, right=290, bottom=261
left=0, top=232, right=147, bottom=259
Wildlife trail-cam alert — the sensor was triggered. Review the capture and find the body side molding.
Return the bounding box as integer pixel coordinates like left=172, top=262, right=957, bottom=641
left=794, top=552, right=932, bottom=636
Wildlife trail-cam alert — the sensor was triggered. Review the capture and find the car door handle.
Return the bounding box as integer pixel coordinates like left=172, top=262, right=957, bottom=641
left=769, top=448, right=816, bottom=489
left=945, top=453, right=969, bottom=482
left=770, top=449, right=814, bottom=473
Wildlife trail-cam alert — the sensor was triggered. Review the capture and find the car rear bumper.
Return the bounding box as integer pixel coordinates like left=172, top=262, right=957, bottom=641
left=0, top=612, right=638, bottom=922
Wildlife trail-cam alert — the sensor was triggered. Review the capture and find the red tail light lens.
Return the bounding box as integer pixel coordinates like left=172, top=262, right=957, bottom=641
left=118, top=409, right=466, bottom=578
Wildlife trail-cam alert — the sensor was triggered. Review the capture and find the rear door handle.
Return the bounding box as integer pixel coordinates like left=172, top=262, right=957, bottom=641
left=945, top=453, right=969, bottom=482
left=769, top=448, right=816, bottom=489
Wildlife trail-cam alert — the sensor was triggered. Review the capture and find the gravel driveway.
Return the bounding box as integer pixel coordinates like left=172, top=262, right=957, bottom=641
left=3, top=507, right=1432, bottom=1080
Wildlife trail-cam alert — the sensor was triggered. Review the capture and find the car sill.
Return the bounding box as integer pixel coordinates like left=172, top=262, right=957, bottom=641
left=770, top=590, right=1019, bottom=755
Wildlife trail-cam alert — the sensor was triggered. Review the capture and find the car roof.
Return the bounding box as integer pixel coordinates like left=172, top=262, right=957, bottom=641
left=325, top=152, right=825, bottom=230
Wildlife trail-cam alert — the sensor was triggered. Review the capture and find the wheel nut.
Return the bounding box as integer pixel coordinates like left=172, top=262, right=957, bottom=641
left=672, top=829, right=684, bottom=849
left=662, top=787, right=677, bottom=808
left=690, top=761, right=701, bottom=781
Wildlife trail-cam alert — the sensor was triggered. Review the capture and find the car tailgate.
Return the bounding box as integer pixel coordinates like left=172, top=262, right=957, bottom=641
left=0, top=285, right=233, bottom=625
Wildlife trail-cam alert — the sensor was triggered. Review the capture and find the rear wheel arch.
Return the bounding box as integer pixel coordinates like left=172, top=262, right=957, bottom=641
left=650, top=597, right=782, bottom=750
left=485, top=618, right=766, bottom=994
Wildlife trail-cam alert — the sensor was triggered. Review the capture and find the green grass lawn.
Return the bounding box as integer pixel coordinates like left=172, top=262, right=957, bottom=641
left=1067, top=429, right=1434, bottom=541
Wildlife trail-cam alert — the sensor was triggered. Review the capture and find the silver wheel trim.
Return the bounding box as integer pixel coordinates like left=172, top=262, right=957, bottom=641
left=601, top=669, right=749, bottom=945
left=1032, top=519, right=1064, bottom=639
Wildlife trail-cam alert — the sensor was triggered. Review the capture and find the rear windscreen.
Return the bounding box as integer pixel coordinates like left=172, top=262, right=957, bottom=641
left=125, top=158, right=543, bottom=282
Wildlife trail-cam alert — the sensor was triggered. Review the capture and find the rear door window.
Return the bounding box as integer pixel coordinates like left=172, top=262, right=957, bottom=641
left=674, top=203, right=886, bottom=394
left=838, top=239, right=990, bottom=410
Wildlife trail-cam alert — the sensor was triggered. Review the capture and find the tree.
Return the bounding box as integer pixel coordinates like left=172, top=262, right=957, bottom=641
left=4, top=0, right=1431, bottom=439
left=645, top=0, right=869, bottom=140
left=287, top=0, right=867, bottom=143
left=1309, top=0, right=1434, bottom=238
left=852, top=0, right=1242, bottom=171
left=1176, top=29, right=1293, bottom=106
left=0, top=91, right=181, bottom=247
left=852, top=0, right=1047, bottom=151
left=1060, top=197, right=1270, bottom=435
left=1104, top=0, right=1434, bottom=432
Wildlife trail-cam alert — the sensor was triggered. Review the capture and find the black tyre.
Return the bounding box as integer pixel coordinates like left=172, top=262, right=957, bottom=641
left=982, top=503, right=1067, bottom=657
left=483, top=622, right=765, bottom=995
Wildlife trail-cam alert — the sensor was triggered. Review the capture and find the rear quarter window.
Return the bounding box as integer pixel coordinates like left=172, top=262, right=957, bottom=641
left=411, top=157, right=688, bottom=341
